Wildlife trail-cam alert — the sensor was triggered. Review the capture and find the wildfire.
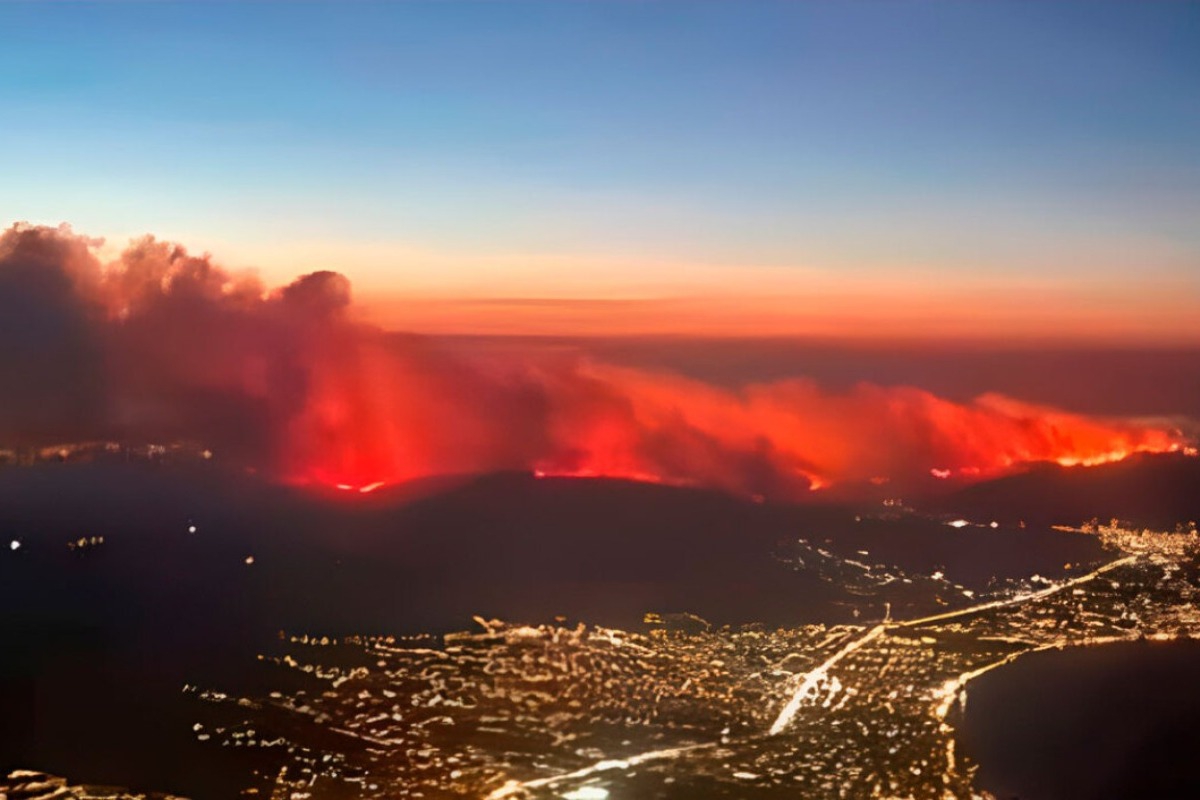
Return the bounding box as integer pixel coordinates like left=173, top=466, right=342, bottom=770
left=1053, top=448, right=1167, bottom=468
left=2, top=223, right=1190, bottom=504
left=281, top=357, right=1190, bottom=500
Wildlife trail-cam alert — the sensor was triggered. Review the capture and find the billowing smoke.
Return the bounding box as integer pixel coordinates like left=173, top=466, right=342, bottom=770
left=0, top=223, right=1189, bottom=499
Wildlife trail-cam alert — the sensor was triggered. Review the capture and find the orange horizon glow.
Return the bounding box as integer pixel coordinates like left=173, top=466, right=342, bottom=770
left=353, top=288, right=1200, bottom=345
left=35, top=222, right=1200, bottom=346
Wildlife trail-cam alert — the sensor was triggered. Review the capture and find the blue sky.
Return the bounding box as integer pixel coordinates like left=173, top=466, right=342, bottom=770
left=1, top=2, right=1197, bottom=335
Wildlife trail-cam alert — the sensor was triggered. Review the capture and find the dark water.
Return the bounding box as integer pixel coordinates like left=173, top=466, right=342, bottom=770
left=958, top=639, right=1200, bottom=800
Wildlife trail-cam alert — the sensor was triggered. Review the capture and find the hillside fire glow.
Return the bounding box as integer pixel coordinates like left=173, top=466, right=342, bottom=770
left=0, top=223, right=1190, bottom=500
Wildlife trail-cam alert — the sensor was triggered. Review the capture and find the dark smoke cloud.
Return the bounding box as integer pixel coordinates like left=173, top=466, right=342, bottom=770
left=0, top=222, right=1189, bottom=499
left=0, top=224, right=106, bottom=444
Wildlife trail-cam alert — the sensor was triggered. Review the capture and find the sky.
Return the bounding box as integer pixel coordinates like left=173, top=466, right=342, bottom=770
left=2, top=2, right=1198, bottom=341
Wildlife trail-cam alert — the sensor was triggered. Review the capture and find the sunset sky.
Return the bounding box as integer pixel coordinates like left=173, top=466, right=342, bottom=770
left=2, top=2, right=1197, bottom=340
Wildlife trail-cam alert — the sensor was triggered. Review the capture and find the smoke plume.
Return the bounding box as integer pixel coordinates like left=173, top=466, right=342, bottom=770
left=0, top=223, right=1189, bottom=499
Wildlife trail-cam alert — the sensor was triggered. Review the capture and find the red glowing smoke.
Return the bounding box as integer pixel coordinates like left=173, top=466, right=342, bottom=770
left=0, top=223, right=1190, bottom=500
left=284, top=354, right=1186, bottom=498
